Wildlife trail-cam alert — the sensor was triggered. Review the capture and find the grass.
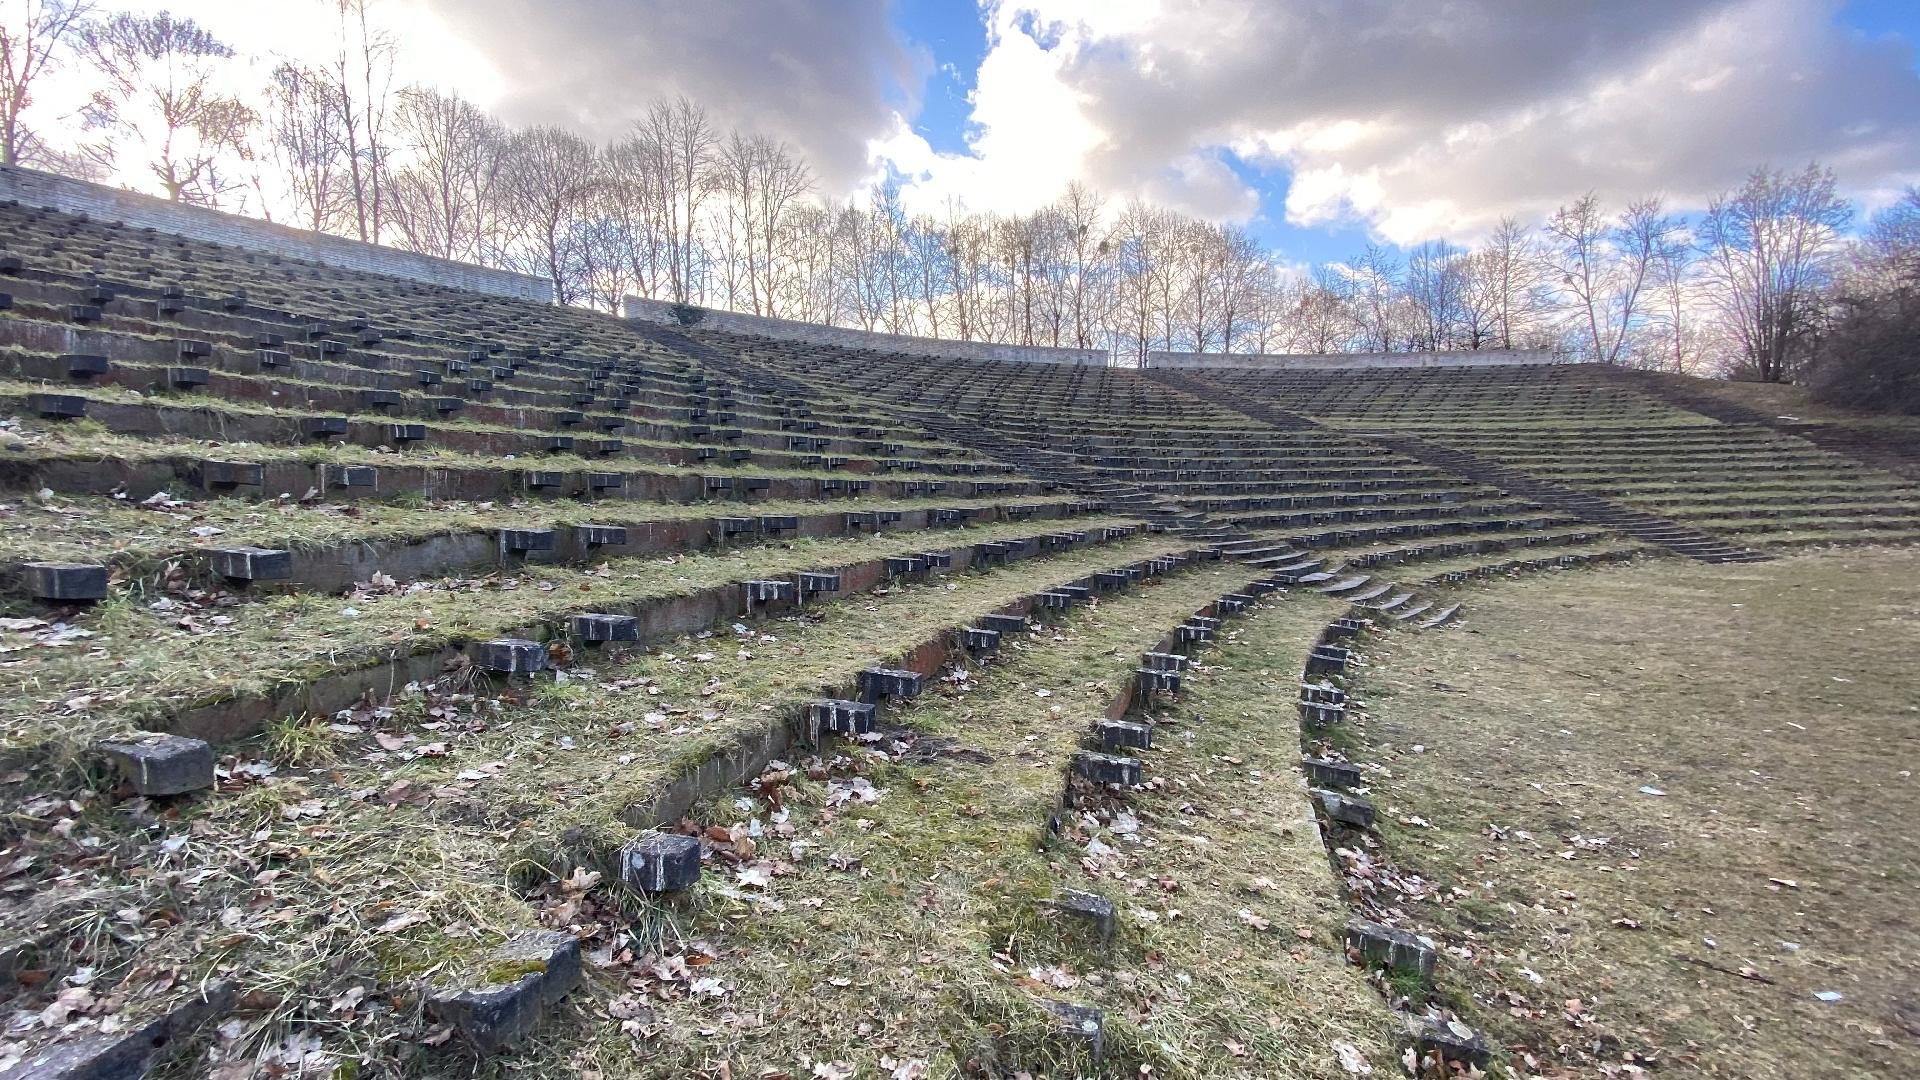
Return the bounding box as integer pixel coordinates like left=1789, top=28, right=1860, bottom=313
left=0, top=515, right=1150, bottom=757
left=0, top=539, right=1285, bottom=1078
left=1342, top=546, right=1920, bottom=1078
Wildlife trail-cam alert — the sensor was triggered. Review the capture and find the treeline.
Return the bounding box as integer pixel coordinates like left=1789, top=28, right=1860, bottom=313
left=3, top=2, right=1917, bottom=392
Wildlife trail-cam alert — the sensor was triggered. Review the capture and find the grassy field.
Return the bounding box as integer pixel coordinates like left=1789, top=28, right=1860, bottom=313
left=1347, top=547, right=1920, bottom=1078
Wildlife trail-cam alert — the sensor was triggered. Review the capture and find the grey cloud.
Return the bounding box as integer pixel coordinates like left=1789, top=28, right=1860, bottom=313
left=418, top=0, right=912, bottom=188
left=1005, top=0, right=1920, bottom=236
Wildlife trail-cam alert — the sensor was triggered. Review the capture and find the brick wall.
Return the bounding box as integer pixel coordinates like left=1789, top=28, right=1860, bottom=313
left=1144, top=349, right=1562, bottom=370
left=0, top=164, right=553, bottom=303
left=622, top=295, right=1110, bottom=366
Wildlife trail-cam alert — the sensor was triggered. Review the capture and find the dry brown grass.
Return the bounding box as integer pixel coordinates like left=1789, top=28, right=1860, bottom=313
left=1348, top=548, right=1920, bottom=1078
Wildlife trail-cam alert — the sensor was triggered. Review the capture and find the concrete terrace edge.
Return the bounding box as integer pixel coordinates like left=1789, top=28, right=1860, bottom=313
left=0, top=164, right=553, bottom=304
left=621, top=294, right=1111, bottom=366
left=1144, top=349, right=1563, bottom=370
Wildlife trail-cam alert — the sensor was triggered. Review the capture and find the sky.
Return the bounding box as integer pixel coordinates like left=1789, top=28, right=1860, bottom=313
left=31, top=0, right=1920, bottom=268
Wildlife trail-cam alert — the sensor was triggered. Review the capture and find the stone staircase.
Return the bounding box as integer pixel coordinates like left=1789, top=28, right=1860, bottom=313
left=1363, top=433, right=1771, bottom=564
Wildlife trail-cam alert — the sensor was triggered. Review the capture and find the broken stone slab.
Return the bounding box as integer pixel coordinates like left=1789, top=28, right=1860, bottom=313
left=1051, top=890, right=1115, bottom=945
left=473, top=638, right=546, bottom=675
left=1346, top=919, right=1437, bottom=982
left=569, top=613, right=639, bottom=643
left=859, top=667, right=923, bottom=701
left=207, top=546, right=291, bottom=582
left=428, top=931, right=582, bottom=1054
left=1313, top=788, right=1376, bottom=829
left=1094, top=718, right=1152, bottom=752
left=617, top=833, right=702, bottom=892
left=1072, top=751, right=1142, bottom=787
left=2, top=981, right=233, bottom=1079
left=1403, top=1012, right=1492, bottom=1069
left=98, top=733, right=215, bottom=795
left=808, top=698, right=875, bottom=738
left=1302, top=757, right=1363, bottom=789
left=22, top=562, right=108, bottom=602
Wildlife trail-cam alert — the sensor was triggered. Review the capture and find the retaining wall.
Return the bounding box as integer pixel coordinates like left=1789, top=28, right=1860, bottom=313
left=621, top=295, right=1110, bottom=366
left=1144, top=349, right=1562, bottom=370
left=0, top=164, right=553, bottom=303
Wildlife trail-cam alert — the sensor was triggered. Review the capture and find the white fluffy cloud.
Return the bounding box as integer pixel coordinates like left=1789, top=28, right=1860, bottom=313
left=876, top=0, right=1920, bottom=240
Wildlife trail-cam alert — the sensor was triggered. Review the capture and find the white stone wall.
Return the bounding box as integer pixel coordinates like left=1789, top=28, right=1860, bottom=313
left=1145, top=349, right=1562, bottom=370
left=622, top=294, right=1110, bottom=366
left=0, top=164, right=553, bottom=303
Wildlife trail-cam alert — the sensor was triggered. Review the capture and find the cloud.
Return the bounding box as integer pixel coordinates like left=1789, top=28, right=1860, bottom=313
left=416, top=0, right=913, bottom=190
left=878, top=0, right=1920, bottom=241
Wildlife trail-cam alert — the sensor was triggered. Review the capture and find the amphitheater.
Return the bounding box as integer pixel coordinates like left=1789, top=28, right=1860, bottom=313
left=0, top=179, right=1917, bottom=1080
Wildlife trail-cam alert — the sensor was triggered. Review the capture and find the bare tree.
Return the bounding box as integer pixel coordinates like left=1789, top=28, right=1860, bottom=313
left=714, top=131, right=813, bottom=316
left=496, top=125, right=599, bottom=304
left=80, top=12, right=254, bottom=205
left=321, top=0, right=395, bottom=242
left=385, top=86, right=501, bottom=261
left=1698, top=164, right=1853, bottom=382
left=1462, top=217, right=1549, bottom=349
left=632, top=96, right=716, bottom=303
left=0, top=0, right=92, bottom=166
left=265, top=62, right=347, bottom=231
left=1547, top=193, right=1677, bottom=365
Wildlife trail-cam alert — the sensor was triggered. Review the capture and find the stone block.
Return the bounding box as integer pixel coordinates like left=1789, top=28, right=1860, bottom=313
left=1051, top=890, right=1116, bottom=945
left=574, top=524, right=628, bottom=548
left=387, top=423, right=427, bottom=444
left=1073, top=751, right=1142, bottom=787
left=808, top=698, right=875, bottom=737
left=358, top=389, right=401, bottom=413
left=1313, top=788, right=1375, bottom=829
left=1141, top=651, right=1186, bottom=671
left=1346, top=919, right=1437, bottom=981
left=569, top=613, right=639, bottom=643
left=1041, top=1000, right=1106, bottom=1062
left=859, top=667, right=923, bottom=701
left=920, top=551, right=954, bottom=569
left=979, top=613, right=1028, bottom=635
left=524, top=470, right=565, bottom=490
left=1035, top=591, right=1074, bottom=611
left=428, top=396, right=464, bottom=414
left=208, top=546, right=291, bottom=582
left=474, top=638, right=546, bottom=675
left=1093, top=571, right=1130, bottom=592
left=428, top=930, right=582, bottom=1053
left=30, top=393, right=88, bottom=421
left=796, top=572, right=840, bottom=595
left=325, top=464, right=377, bottom=489
left=543, top=435, right=575, bottom=453
left=1303, top=757, right=1363, bottom=789
left=963, top=627, right=1001, bottom=654
left=883, top=555, right=926, bottom=576
left=300, top=416, right=349, bottom=439
left=61, top=353, right=109, bottom=379
left=197, top=460, right=263, bottom=489
left=1094, top=719, right=1151, bottom=752
left=1055, top=585, right=1092, bottom=600
left=175, top=339, right=212, bottom=359
left=99, top=732, right=214, bottom=795
left=555, top=411, right=585, bottom=428
left=1306, top=645, right=1350, bottom=676
left=164, top=365, right=211, bottom=389
left=618, top=832, right=702, bottom=892
left=1404, top=1013, right=1491, bottom=1068
left=760, top=515, right=799, bottom=533
left=1136, top=668, right=1181, bottom=695
left=744, top=579, right=795, bottom=603
left=586, top=472, right=624, bottom=492
left=714, top=516, right=756, bottom=537
left=499, top=528, right=556, bottom=555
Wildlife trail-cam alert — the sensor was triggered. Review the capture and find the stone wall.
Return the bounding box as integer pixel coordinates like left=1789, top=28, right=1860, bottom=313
left=0, top=164, right=553, bottom=303
left=1144, top=349, right=1561, bottom=370
left=622, top=295, right=1110, bottom=366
